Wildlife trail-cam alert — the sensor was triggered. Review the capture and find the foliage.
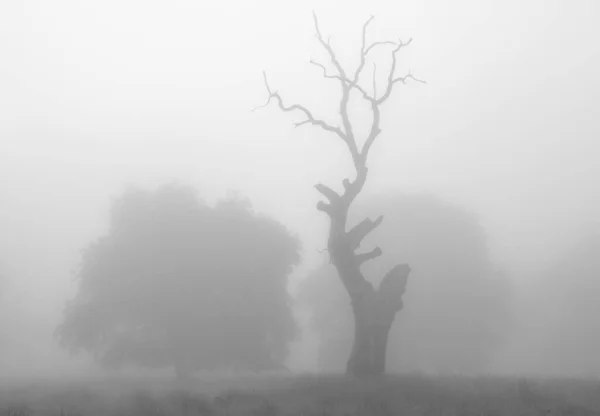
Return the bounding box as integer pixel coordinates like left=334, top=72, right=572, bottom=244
left=525, top=227, right=600, bottom=376
left=297, top=193, right=514, bottom=374
left=56, top=183, right=301, bottom=374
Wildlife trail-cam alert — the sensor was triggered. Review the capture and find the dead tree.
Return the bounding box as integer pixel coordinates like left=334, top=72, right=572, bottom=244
left=256, top=12, right=425, bottom=378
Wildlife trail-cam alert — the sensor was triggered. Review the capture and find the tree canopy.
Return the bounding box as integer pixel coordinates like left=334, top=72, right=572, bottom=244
left=56, top=184, right=301, bottom=375
left=297, top=193, right=513, bottom=374
left=524, top=227, right=600, bottom=376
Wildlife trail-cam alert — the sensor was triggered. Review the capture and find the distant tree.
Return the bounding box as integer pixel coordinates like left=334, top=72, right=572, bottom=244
left=0, top=265, right=4, bottom=302
left=56, top=184, right=301, bottom=377
left=297, top=193, right=513, bottom=374
left=0, top=265, right=5, bottom=345
left=527, top=227, right=600, bottom=376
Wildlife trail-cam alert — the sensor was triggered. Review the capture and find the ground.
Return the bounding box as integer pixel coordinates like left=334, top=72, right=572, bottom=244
left=1, top=373, right=600, bottom=415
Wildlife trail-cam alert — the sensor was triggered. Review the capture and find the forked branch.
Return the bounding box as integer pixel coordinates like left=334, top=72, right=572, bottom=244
left=352, top=15, right=396, bottom=86
left=256, top=12, right=424, bottom=215
left=312, top=11, right=348, bottom=80
left=315, top=183, right=341, bottom=203
left=375, top=38, right=424, bottom=105
left=254, top=72, right=347, bottom=141
left=347, top=215, right=384, bottom=251
left=392, top=71, right=427, bottom=86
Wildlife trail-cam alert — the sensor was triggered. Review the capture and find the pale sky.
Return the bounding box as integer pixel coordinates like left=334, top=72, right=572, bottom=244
left=1, top=0, right=599, bottom=375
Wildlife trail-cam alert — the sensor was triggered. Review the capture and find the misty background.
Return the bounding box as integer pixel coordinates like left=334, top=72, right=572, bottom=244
left=1, top=0, right=599, bottom=379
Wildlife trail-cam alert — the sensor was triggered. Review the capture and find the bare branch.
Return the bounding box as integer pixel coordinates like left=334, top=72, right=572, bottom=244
left=360, top=103, right=382, bottom=162
left=310, top=60, right=341, bottom=81
left=315, top=183, right=341, bottom=203
left=293, top=120, right=311, bottom=128
left=252, top=71, right=277, bottom=112
left=357, top=39, right=424, bottom=161
left=342, top=165, right=368, bottom=204
left=351, top=15, right=374, bottom=83
left=372, top=62, right=378, bottom=99
left=342, top=178, right=351, bottom=192
left=316, top=201, right=334, bottom=216
left=351, top=15, right=396, bottom=84
left=364, top=41, right=397, bottom=55
left=310, top=59, right=375, bottom=102
left=356, top=247, right=383, bottom=265
left=312, top=11, right=348, bottom=79
left=376, top=38, right=414, bottom=105
left=259, top=14, right=424, bottom=216
left=347, top=215, right=384, bottom=251
left=391, top=71, right=427, bottom=86
left=256, top=71, right=348, bottom=140
left=350, top=82, right=374, bottom=101
left=310, top=11, right=364, bottom=168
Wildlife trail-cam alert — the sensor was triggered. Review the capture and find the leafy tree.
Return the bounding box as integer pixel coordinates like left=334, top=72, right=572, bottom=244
left=0, top=265, right=5, bottom=349
left=526, top=227, right=600, bottom=376
left=56, top=184, right=301, bottom=377
left=297, top=193, right=513, bottom=374
left=258, top=12, right=424, bottom=377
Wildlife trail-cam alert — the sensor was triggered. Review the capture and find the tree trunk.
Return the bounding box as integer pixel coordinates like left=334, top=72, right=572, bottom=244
left=317, top=167, right=410, bottom=378
left=345, top=283, right=400, bottom=377
left=347, top=322, right=392, bottom=377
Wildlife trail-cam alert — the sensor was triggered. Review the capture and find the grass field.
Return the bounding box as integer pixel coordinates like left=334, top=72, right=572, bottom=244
left=1, top=373, right=600, bottom=415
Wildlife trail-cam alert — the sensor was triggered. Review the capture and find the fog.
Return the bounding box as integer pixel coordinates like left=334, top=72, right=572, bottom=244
left=1, top=0, right=599, bottom=380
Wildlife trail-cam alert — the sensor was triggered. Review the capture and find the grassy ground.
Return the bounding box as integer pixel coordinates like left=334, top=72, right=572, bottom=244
left=1, top=373, right=600, bottom=415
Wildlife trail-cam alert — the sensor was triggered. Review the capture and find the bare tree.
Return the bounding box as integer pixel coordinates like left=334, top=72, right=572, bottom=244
left=256, top=12, right=425, bottom=378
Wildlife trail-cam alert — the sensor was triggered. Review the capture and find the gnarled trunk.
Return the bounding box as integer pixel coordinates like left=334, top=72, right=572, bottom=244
left=347, top=312, right=392, bottom=376
left=318, top=167, right=410, bottom=378
left=342, top=264, right=409, bottom=377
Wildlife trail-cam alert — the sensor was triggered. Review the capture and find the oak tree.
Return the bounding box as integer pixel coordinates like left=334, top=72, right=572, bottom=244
left=56, top=184, right=300, bottom=377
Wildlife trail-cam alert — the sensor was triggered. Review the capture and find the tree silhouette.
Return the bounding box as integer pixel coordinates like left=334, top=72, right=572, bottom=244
left=297, top=193, right=513, bottom=374
left=56, top=183, right=300, bottom=377
left=257, top=12, right=424, bottom=377
left=526, top=227, right=600, bottom=376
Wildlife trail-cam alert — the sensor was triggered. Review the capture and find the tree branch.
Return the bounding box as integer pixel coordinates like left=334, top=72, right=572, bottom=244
left=316, top=201, right=334, bottom=216
left=347, top=215, right=384, bottom=251
left=312, top=11, right=362, bottom=168
left=356, top=247, right=383, bottom=265
left=360, top=102, right=382, bottom=162
left=359, top=38, right=425, bottom=161
left=376, top=38, right=419, bottom=105
left=257, top=12, right=423, bottom=239
left=315, top=183, right=341, bottom=203
left=348, top=166, right=369, bottom=202
left=310, top=60, right=342, bottom=81
left=372, top=62, right=378, bottom=99
left=391, top=71, right=427, bottom=86
left=310, top=59, right=374, bottom=101
left=351, top=15, right=396, bottom=85
left=312, top=11, right=348, bottom=80
left=254, top=71, right=348, bottom=140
